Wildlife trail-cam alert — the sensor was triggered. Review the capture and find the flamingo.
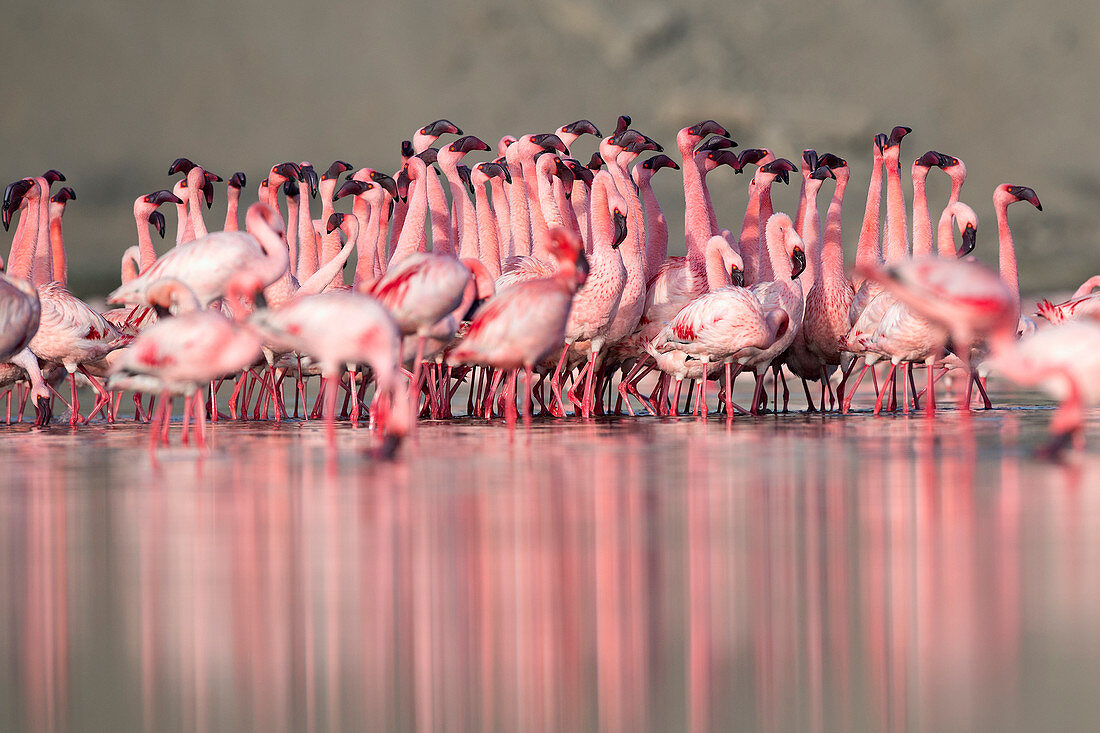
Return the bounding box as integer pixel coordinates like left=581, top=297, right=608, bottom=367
left=548, top=170, right=628, bottom=417
left=1036, top=276, right=1100, bottom=324
left=108, top=274, right=264, bottom=448
left=860, top=202, right=980, bottom=415
left=740, top=213, right=808, bottom=414
left=107, top=203, right=290, bottom=309
left=644, top=235, right=751, bottom=417
left=992, top=183, right=1043, bottom=336
left=250, top=289, right=407, bottom=455
left=447, top=227, right=589, bottom=426
left=224, top=171, right=246, bottom=231
left=167, top=158, right=222, bottom=242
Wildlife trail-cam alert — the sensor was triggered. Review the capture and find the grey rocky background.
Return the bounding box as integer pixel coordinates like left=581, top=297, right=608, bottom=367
left=2, top=0, right=1096, bottom=297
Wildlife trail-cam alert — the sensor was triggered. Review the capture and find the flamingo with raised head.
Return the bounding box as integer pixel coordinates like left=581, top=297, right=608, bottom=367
left=448, top=227, right=589, bottom=426
left=107, top=203, right=290, bottom=308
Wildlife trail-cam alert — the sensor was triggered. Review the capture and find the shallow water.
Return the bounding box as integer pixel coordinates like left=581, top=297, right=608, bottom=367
left=2, top=397, right=1100, bottom=732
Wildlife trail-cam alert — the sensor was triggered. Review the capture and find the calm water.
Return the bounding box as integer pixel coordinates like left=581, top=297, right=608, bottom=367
left=2, top=398, right=1100, bottom=732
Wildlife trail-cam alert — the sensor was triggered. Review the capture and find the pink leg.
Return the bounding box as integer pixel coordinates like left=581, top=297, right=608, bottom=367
left=504, top=369, right=518, bottom=430
left=69, top=373, right=81, bottom=427
left=194, top=391, right=207, bottom=449
left=841, top=363, right=870, bottom=414
left=582, top=351, right=599, bottom=418
left=324, top=373, right=339, bottom=454
left=873, top=363, right=897, bottom=416
left=523, top=365, right=534, bottom=427
left=750, top=372, right=768, bottom=416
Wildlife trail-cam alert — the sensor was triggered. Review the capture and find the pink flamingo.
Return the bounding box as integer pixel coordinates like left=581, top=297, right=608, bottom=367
left=447, top=227, right=589, bottom=427
left=1036, top=276, right=1100, bottom=324
left=802, top=153, right=853, bottom=408
left=167, top=158, right=222, bottom=242
left=107, top=203, right=290, bottom=309
left=549, top=170, right=628, bottom=417
left=251, top=289, right=407, bottom=455
left=108, top=275, right=265, bottom=448
left=860, top=202, right=980, bottom=415
left=992, top=183, right=1043, bottom=335
left=740, top=213, right=808, bottom=414
left=743, top=158, right=797, bottom=286
left=132, top=190, right=184, bottom=273
left=437, top=135, right=492, bottom=260
left=644, top=235, right=751, bottom=417
left=47, top=186, right=75, bottom=284
left=782, top=164, right=836, bottom=409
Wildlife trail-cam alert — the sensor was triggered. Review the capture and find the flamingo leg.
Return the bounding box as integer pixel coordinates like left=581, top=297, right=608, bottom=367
left=523, top=365, right=534, bottom=427
left=873, top=363, right=898, bottom=416
left=504, top=369, right=518, bottom=430
left=194, top=391, right=207, bottom=449
left=973, top=373, right=993, bottom=410
left=802, top=378, right=818, bottom=413
left=582, top=350, right=600, bottom=418
left=324, top=372, right=340, bottom=453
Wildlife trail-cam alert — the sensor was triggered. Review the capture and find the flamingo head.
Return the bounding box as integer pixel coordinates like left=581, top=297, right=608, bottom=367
left=42, top=169, right=65, bottom=185
left=334, top=179, right=373, bottom=202
left=2, top=179, right=35, bottom=230
left=695, top=136, right=737, bottom=154
left=368, top=170, right=398, bottom=198
left=817, top=152, right=847, bottom=172
left=322, top=160, right=353, bottom=182
left=496, top=135, right=517, bottom=157
left=282, top=179, right=299, bottom=200
left=801, top=149, right=819, bottom=174
left=704, top=149, right=742, bottom=174
left=587, top=152, right=604, bottom=171
left=614, top=115, right=632, bottom=136
left=641, top=154, right=680, bottom=173
left=228, top=172, right=247, bottom=189
left=298, top=163, right=318, bottom=198
left=326, top=212, right=348, bottom=234
left=51, top=186, right=76, bottom=205
left=760, top=158, right=798, bottom=186
left=476, top=161, right=511, bottom=185
left=560, top=119, right=601, bottom=138
left=562, top=158, right=593, bottom=186
left=1003, top=184, right=1042, bottom=211
left=737, top=148, right=773, bottom=169
left=419, top=119, right=462, bottom=138
left=810, top=165, right=835, bottom=182
left=446, top=135, right=491, bottom=155
left=268, top=162, right=302, bottom=187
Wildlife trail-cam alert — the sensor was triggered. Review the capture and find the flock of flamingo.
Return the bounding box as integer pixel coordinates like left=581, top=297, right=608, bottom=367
left=1, top=116, right=1098, bottom=455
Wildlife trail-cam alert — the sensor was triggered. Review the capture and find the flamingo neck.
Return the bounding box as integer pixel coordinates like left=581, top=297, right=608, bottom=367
left=295, top=189, right=314, bottom=279
left=703, top=240, right=731, bottom=292
left=50, top=206, right=67, bottom=285
left=680, top=138, right=711, bottom=258
left=800, top=181, right=825, bottom=293
left=225, top=189, right=240, bottom=231
left=765, top=221, right=794, bottom=281
left=602, top=152, right=645, bottom=276
left=854, top=154, right=884, bottom=286
left=174, top=198, right=190, bottom=246
left=755, top=180, right=776, bottom=283
left=505, top=157, right=531, bottom=258
left=187, top=177, right=208, bottom=239
left=995, top=199, right=1021, bottom=312
left=391, top=174, right=427, bottom=264
left=935, top=208, right=957, bottom=258
left=285, top=197, right=299, bottom=282
left=474, top=183, right=501, bottom=280
left=425, top=167, right=454, bottom=254
left=738, top=180, right=763, bottom=285
left=911, top=173, right=933, bottom=257
left=552, top=176, right=579, bottom=236
left=134, top=210, right=159, bottom=273
left=571, top=180, right=591, bottom=253
left=489, top=179, right=512, bottom=259
left=820, top=173, right=849, bottom=287
left=883, top=155, right=909, bottom=263
left=31, top=181, right=52, bottom=287
left=634, top=169, right=669, bottom=284
left=352, top=199, right=377, bottom=287
left=244, top=209, right=291, bottom=287
left=7, top=200, right=37, bottom=280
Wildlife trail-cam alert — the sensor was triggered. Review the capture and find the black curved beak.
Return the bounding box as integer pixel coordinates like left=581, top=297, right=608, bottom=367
left=730, top=265, right=744, bottom=287
left=326, top=212, right=344, bottom=233
left=695, top=136, right=737, bottom=154
left=149, top=210, right=166, bottom=238
left=810, top=165, right=835, bottom=181
left=563, top=119, right=601, bottom=137
left=450, top=135, right=491, bottom=154
left=737, top=148, right=770, bottom=167
left=33, top=395, right=52, bottom=427
left=370, top=171, right=398, bottom=198
left=43, top=169, right=65, bottom=184
left=791, top=247, right=807, bottom=279
left=588, top=152, right=604, bottom=171
left=957, top=223, right=977, bottom=257
left=802, top=149, right=819, bottom=171
left=303, top=166, right=319, bottom=198
left=168, top=157, right=195, bottom=175
left=421, top=119, right=462, bottom=137
left=396, top=170, right=410, bottom=202
left=688, top=120, right=729, bottom=138
left=202, top=180, right=215, bottom=208
left=146, top=189, right=184, bottom=206
left=273, top=162, right=303, bottom=181
left=612, top=211, right=628, bottom=248
left=2, top=179, right=34, bottom=231
left=323, top=160, right=353, bottom=180
left=229, top=171, right=247, bottom=189
left=614, top=115, right=631, bottom=136
left=334, top=179, right=372, bottom=201
left=873, top=133, right=889, bottom=154
left=533, top=133, right=569, bottom=155
left=886, top=125, right=912, bottom=147
left=51, top=186, right=76, bottom=204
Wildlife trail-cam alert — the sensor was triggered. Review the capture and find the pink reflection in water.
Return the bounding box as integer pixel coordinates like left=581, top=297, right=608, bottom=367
left=1, top=414, right=1100, bottom=732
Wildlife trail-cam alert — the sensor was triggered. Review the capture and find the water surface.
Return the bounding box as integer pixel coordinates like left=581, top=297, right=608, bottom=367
left=2, top=401, right=1100, bottom=732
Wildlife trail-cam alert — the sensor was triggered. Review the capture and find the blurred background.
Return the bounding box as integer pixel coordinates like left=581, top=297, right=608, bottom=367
left=1, top=0, right=1096, bottom=297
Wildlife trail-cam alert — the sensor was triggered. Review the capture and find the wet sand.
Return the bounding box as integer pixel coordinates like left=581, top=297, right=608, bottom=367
left=2, top=396, right=1099, bottom=732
